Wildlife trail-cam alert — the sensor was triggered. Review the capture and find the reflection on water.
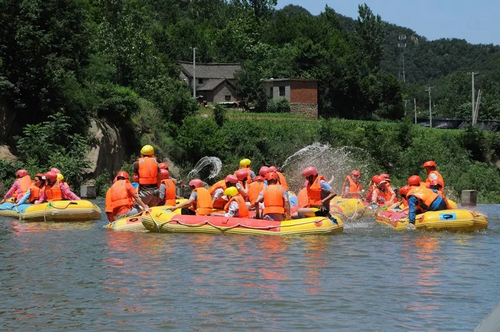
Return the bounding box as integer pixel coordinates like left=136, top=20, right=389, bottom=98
left=0, top=202, right=499, bottom=330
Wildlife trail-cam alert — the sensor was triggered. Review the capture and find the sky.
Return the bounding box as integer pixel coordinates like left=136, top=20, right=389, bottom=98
left=276, top=0, right=500, bottom=46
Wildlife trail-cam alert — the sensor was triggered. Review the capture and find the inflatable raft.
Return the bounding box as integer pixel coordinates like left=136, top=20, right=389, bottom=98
left=0, top=200, right=101, bottom=222
left=141, top=211, right=343, bottom=236
left=376, top=206, right=487, bottom=232
left=106, top=200, right=187, bottom=231
left=330, top=196, right=366, bottom=221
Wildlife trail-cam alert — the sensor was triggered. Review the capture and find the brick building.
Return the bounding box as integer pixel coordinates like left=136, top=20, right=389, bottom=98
left=263, top=78, right=318, bottom=118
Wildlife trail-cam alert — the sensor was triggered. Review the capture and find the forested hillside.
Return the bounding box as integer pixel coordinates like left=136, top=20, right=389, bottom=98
left=1, top=0, right=500, bottom=198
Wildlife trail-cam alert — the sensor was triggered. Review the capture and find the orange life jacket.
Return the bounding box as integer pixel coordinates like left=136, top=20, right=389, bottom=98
left=263, top=185, right=285, bottom=215
left=16, top=175, right=32, bottom=201
left=162, top=179, right=176, bottom=205
left=297, top=187, right=309, bottom=208
left=137, top=157, right=158, bottom=185
left=108, top=180, right=134, bottom=215
left=224, top=194, right=249, bottom=218
left=341, top=175, right=362, bottom=199
left=44, top=183, right=64, bottom=202
left=277, top=172, right=289, bottom=191
left=306, top=175, right=327, bottom=207
left=28, top=182, right=43, bottom=203
left=192, top=187, right=213, bottom=216
left=374, top=185, right=393, bottom=204
left=247, top=181, right=265, bottom=205
left=209, top=180, right=227, bottom=209
left=407, top=186, right=439, bottom=211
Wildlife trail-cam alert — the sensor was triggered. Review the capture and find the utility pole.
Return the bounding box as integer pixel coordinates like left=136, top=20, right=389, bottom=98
left=425, top=87, right=432, bottom=128
left=469, top=71, right=479, bottom=125
left=414, top=98, right=417, bottom=124
left=191, top=47, right=197, bottom=98
left=398, top=35, right=407, bottom=83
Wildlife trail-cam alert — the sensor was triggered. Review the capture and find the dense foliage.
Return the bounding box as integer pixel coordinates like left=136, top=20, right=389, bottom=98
left=1, top=1, right=500, bottom=201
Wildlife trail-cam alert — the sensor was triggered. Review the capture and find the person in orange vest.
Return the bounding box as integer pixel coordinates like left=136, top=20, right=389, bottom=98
left=341, top=170, right=363, bottom=198
left=238, top=158, right=255, bottom=182
left=398, top=185, right=411, bottom=208
left=247, top=175, right=265, bottom=208
left=371, top=177, right=396, bottom=206
left=1, top=169, right=32, bottom=204
left=406, top=175, right=447, bottom=226
left=294, top=166, right=336, bottom=218
left=254, top=172, right=290, bottom=221
left=105, top=171, right=150, bottom=222
left=235, top=169, right=250, bottom=199
left=15, top=173, right=45, bottom=205
left=269, top=166, right=288, bottom=191
left=168, top=179, right=213, bottom=216
left=211, top=186, right=249, bottom=218
left=35, top=171, right=80, bottom=204
left=210, top=174, right=238, bottom=209
left=365, top=175, right=380, bottom=203
left=158, top=169, right=178, bottom=206
left=133, top=144, right=161, bottom=206
left=423, top=160, right=445, bottom=191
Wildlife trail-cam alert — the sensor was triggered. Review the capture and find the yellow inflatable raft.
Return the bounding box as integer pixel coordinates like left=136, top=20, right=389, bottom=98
left=106, top=202, right=185, bottom=231
left=376, top=207, right=487, bottom=232
left=329, top=196, right=366, bottom=221
left=141, top=212, right=343, bottom=236
left=0, top=200, right=101, bottom=222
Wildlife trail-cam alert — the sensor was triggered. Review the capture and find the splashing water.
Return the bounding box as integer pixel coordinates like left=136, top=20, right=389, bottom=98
left=280, top=143, right=373, bottom=193
left=186, top=156, right=223, bottom=181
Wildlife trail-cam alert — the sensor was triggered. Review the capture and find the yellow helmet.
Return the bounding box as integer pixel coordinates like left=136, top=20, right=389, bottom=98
left=141, top=144, right=154, bottom=156
left=57, top=173, right=64, bottom=181
left=224, top=187, right=239, bottom=198
left=239, top=158, right=251, bottom=167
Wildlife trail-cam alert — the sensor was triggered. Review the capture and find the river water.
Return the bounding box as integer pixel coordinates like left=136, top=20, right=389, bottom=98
left=0, top=200, right=498, bottom=331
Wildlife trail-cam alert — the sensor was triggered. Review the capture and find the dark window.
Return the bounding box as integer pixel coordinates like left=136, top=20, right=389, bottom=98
left=225, top=95, right=231, bottom=101
left=270, top=87, right=273, bottom=98
left=279, top=86, right=285, bottom=96
left=198, top=78, right=203, bottom=84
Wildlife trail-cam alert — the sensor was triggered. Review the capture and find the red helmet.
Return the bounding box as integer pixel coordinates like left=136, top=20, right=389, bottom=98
left=34, top=173, right=44, bottom=180
left=423, top=161, right=437, bottom=169
left=399, top=185, right=410, bottom=197
left=50, top=168, right=61, bottom=174
left=380, top=173, right=390, bottom=180
left=371, top=175, right=382, bottom=184
left=302, top=166, right=318, bottom=178
left=254, top=175, right=264, bottom=182
left=408, top=175, right=421, bottom=186
left=265, top=172, right=279, bottom=182
left=16, top=169, right=28, bottom=178
left=269, top=166, right=278, bottom=172
left=116, top=171, right=130, bottom=180
left=351, top=170, right=361, bottom=177
left=132, top=174, right=139, bottom=183
left=189, top=179, right=204, bottom=188
left=159, top=162, right=168, bottom=170
left=160, top=169, right=170, bottom=180
left=225, top=175, right=238, bottom=184
left=235, top=169, right=249, bottom=181
left=45, top=171, right=58, bottom=183
left=259, top=166, right=269, bottom=177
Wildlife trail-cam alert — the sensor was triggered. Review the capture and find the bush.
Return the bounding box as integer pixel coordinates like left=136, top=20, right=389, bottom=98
left=213, top=104, right=227, bottom=127
left=266, top=98, right=290, bottom=113
left=16, top=113, right=91, bottom=189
